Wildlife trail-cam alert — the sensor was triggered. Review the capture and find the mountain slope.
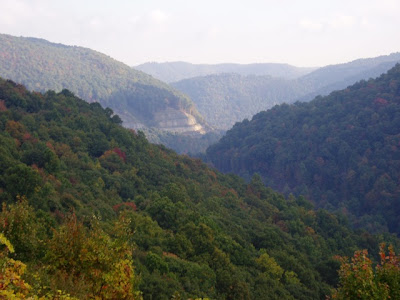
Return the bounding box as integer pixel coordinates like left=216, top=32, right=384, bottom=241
left=135, top=61, right=316, bottom=83
left=206, top=64, right=400, bottom=234
left=171, top=54, right=400, bottom=130
left=0, top=33, right=205, bottom=133
left=172, top=73, right=308, bottom=129
left=1, top=77, right=397, bottom=299
left=297, top=52, right=400, bottom=101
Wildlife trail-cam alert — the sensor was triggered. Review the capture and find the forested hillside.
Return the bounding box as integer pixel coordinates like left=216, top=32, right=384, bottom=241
left=1, top=78, right=397, bottom=299
left=297, top=52, right=400, bottom=102
left=172, top=53, right=400, bottom=130
left=172, top=73, right=308, bottom=129
left=143, top=127, right=224, bottom=154
left=0, top=34, right=205, bottom=133
left=135, top=61, right=315, bottom=83
left=206, top=64, right=400, bottom=234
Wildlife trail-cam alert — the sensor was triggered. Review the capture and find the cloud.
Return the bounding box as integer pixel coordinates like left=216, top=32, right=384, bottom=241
left=128, top=15, right=140, bottom=25
left=299, top=19, right=324, bottom=32
left=328, top=15, right=356, bottom=29
left=368, top=0, right=400, bottom=15
left=0, top=0, right=33, bottom=25
left=0, top=0, right=57, bottom=29
left=88, top=17, right=104, bottom=30
left=207, top=26, right=222, bottom=39
left=148, top=9, right=169, bottom=24
left=299, top=14, right=357, bottom=33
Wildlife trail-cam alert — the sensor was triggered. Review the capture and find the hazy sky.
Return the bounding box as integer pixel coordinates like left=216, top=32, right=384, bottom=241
left=1, top=0, right=399, bottom=67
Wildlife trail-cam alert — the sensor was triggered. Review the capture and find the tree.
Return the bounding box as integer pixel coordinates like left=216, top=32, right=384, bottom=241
left=0, top=233, right=75, bottom=299
left=0, top=196, right=46, bottom=262
left=4, top=164, right=42, bottom=199
left=45, top=213, right=142, bottom=299
left=330, top=244, right=400, bottom=299
left=256, top=251, right=284, bottom=280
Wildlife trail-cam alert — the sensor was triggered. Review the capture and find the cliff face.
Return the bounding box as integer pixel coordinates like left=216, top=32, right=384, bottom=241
left=0, top=34, right=208, bottom=135
left=153, top=108, right=205, bottom=134
left=117, top=107, right=205, bottom=134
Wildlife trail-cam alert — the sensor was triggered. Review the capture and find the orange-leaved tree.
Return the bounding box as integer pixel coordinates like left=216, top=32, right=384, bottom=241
left=0, top=232, right=76, bottom=299
left=330, top=244, right=400, bottom=299
left=45, top=212, right=142, bottom=299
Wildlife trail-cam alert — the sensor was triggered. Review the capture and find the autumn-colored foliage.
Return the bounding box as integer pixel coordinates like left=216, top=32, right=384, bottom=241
left=1, top=76, right=399, bottom=299
left=0, top=232, right=76, bottom=299
left=330, top=244, right=400, bottom=299
left=0, top=233, right=33, bottom=299
left=46, top=213, right=141, bottom=299
left=207, top=64, right=400, bottom=234
left=5, top=120, right=26, bottom=140
left=113, top=147, right=127, bottom=162
left=113, top=202, right=137, bottom=212
left=0, top=100, right=6, bottom=112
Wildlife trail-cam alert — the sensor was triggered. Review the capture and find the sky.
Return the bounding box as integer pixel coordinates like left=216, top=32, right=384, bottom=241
left=0, top=0, right=400, bottom=67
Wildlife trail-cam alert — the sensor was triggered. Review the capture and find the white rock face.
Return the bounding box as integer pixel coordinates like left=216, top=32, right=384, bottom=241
left=117, top=107, right=205, bottom=134
left=153, top=108, right=205, bottom=134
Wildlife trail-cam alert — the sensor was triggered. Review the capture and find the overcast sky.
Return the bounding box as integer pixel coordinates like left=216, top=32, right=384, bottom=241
left=1, top=0, right=399, bottom=67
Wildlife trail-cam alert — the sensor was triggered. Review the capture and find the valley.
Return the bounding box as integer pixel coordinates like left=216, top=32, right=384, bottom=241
left=0, top=26, right=400, bottom=299
left=170, top=53, right=400, bottom=130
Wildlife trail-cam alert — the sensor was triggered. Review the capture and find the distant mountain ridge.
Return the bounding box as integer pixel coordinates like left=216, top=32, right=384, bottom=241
left=170, top=53, right=400, bottom=130
left=172, top=73, right=307, bottom=130
left=296, top=52, right=400, bottom=101
left=0, top=33, right=206, bottom=134
left=206, top=64, right=400, bottom=233
left=135, top=61, right=317, bottom=83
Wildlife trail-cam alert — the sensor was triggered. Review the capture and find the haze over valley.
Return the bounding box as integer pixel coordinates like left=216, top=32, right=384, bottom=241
left=1, top=1, right=400, bottom=299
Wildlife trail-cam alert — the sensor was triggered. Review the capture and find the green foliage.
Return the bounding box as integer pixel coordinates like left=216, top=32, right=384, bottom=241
left=0, top=233, right=77, bottom=299
left=143, top=127, right=224, bottom=154
left=207, top=64, right=400, bottom=233
left=256, top=251, right=284, bottom=279
left=136, top=61, right=315, bottom=83
left=4, top=164, right=42, bottom=198
left=171, top=54, right=400, bottom=130
left=0, top=77, right=399, bottom=299
left=45, top=213, right=141, bottom=299
left=172, top=73, right=308, bottom=130
left=146, top=252, right=169, bottom=273
left=0, top=196, right=47, bottom=261
left=0, top=33, right=205, bottom=131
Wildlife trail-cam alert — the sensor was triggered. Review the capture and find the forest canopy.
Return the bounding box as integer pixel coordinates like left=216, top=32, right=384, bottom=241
left=0, top=33, right=204, bottom=131
left=206, top=64, right=400, bottom=234
left=1, top=77, right=399, bottom=298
